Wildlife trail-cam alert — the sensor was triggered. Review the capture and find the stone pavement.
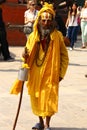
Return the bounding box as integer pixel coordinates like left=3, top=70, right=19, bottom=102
left=0, top=36, right=87, bottom=130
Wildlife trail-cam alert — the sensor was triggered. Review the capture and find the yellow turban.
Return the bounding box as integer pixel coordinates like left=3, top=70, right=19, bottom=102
left=33, top=2, right=55, bottom=34
left=37, top=2, right=55, bottom=18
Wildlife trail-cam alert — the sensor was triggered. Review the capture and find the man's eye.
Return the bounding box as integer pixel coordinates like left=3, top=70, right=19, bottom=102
left=42, top=20, right=52, bottom=23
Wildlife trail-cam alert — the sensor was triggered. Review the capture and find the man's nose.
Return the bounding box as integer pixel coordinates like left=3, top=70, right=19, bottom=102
left=44, top=20, right=48, bottom=25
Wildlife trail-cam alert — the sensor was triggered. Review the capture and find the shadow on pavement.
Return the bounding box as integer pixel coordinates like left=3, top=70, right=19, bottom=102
left=0, top=69, right=19, bottom=72
left=73, top=49, right=87, bottom=52
left=51, top=127, right=87, bottom=130
left=69, top=63, right=87, bottom=67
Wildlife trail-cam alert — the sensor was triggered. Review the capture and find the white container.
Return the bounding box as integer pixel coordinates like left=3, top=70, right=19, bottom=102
left=18, top=68, right=29, bottom=81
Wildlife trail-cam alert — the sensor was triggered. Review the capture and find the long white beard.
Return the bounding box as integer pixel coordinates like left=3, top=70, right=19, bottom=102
left=41, top=29, right=51, bottom=39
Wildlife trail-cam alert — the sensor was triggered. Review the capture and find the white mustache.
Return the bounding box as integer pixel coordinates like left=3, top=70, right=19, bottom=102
left=41, top=29, right=50, bottom=38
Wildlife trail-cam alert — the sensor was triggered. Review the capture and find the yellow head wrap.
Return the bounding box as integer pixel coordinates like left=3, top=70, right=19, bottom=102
left=33, top=2, right=55, bottom=35
left=37, top=2, right=55, bottom=18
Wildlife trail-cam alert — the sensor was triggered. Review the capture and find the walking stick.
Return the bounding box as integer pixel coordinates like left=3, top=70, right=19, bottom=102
left=12, top=81, right=24, bottom=130
left=12, top=47, right=29, bottom=130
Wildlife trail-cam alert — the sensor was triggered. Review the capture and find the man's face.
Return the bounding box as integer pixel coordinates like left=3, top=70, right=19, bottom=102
left=38, top=12, right=54, bottom=38
left=40, top=12, right=53, bottom=29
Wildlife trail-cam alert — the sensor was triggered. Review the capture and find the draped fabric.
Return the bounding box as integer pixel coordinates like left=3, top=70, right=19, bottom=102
left=25, top=30, right=69, bottom=117
left=10, top=2, right=69, bottom=117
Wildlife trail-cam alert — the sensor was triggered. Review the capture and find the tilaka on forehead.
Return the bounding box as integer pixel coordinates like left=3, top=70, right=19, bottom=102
left=41, top=12, right=52, bottom=20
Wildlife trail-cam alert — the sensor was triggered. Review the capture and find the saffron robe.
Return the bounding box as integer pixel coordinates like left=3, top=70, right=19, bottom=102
left=10, top=2, right=69, bottom=118
left=25, top=30, right=69, bottom=117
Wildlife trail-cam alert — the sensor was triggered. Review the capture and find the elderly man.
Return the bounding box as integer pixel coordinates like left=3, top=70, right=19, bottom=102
left=11, top=2, right=69, bottom=130
left=22, top=2, right=69, bottom=130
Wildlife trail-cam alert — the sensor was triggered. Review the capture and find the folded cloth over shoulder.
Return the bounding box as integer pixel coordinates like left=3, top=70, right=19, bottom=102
left=10, top=79, right=23, bottom=95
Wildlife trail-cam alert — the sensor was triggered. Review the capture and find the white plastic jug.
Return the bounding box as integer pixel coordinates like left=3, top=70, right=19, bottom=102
left=18, top=68, right=29, bottom=81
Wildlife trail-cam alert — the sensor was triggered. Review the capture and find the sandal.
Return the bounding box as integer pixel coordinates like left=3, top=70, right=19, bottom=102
left=32, top=123, right=44, bottom=130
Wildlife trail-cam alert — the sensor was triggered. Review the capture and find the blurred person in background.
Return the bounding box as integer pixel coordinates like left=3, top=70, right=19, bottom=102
left=66, top=2, right=80, bottom=50
left=24, top=0, right=38, bottom=39
left=54, top=6, right=67, bottom=36
left=80, top=0, right=87, bottom=48
left=0, top=0, right=14, bottom=61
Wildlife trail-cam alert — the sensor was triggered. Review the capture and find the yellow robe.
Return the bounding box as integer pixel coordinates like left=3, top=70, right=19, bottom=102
left=25, top=30, right=69, bottom=117
left=10, top=2, right=68, bottom=118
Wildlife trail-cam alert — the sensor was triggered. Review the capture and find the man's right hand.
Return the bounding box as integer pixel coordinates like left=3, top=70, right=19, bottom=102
left=22, top=47, right=29, bottom=63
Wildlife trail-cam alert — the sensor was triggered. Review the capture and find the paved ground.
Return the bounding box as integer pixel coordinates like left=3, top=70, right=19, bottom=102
left=0, top=36, right=87, bottom=130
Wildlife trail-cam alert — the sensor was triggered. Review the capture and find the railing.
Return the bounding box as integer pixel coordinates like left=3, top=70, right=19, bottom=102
left=7, top=23, right=24, bottom=32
